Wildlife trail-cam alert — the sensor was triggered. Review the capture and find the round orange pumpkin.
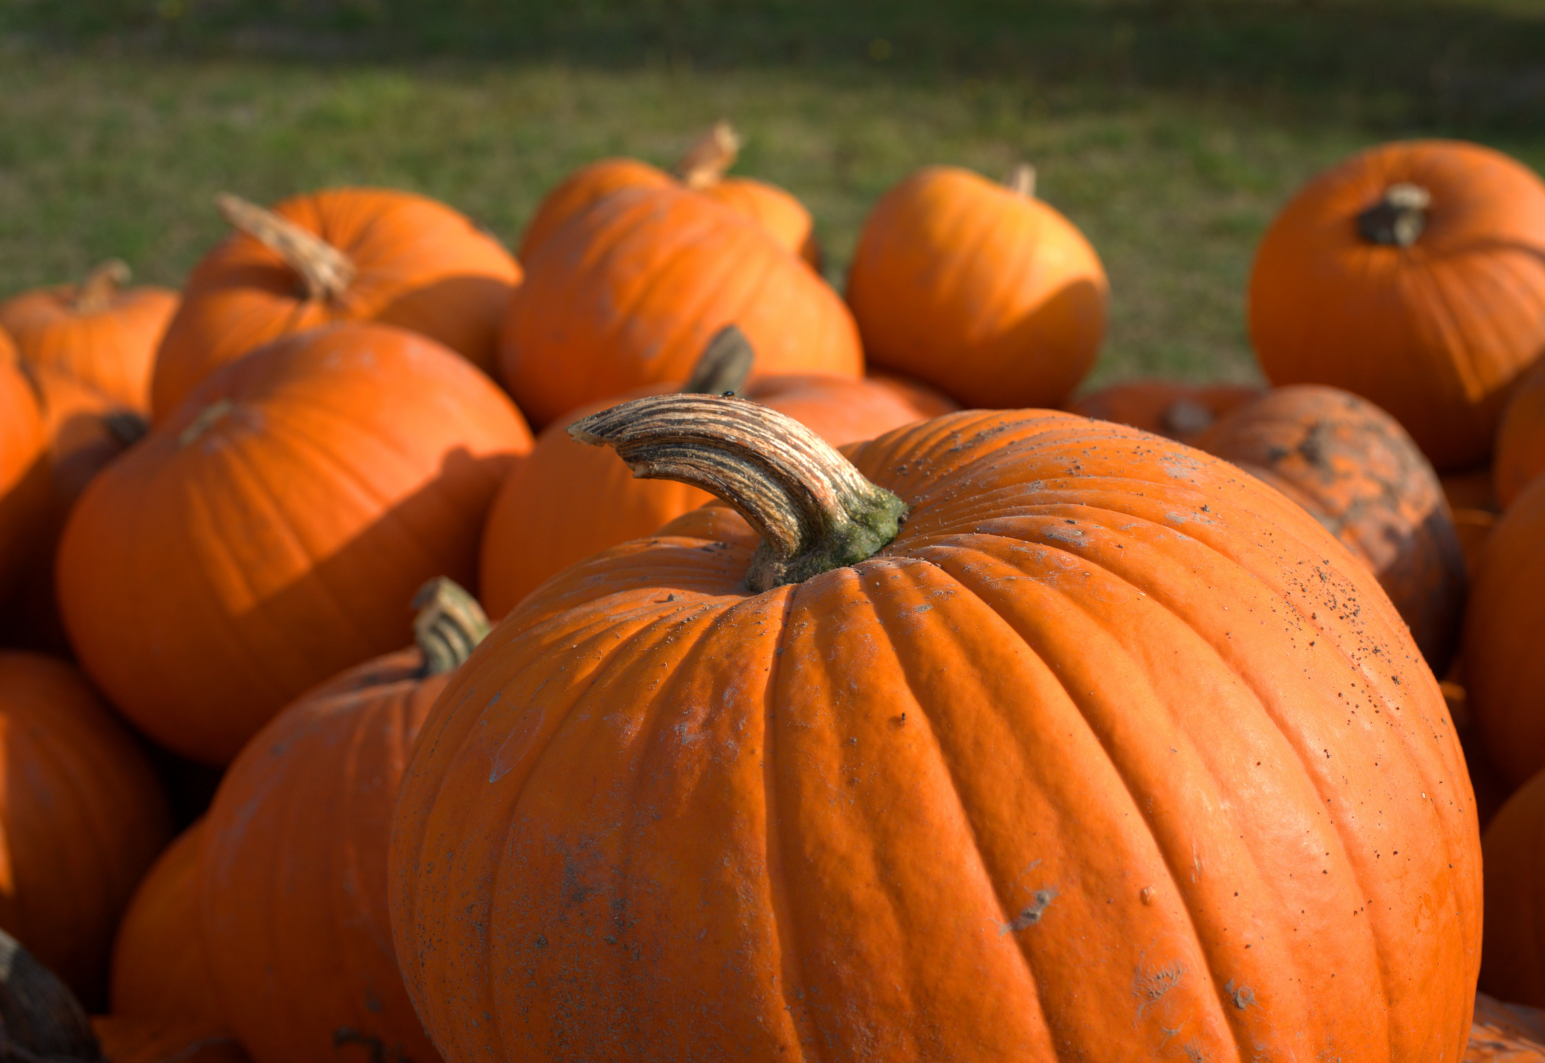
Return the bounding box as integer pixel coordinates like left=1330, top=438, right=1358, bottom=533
left=846, top=163, right=1108, bottom=410
left=199, top=580, right=485, bottom=1063
left=0, top=260, right=177, bottom=413
left=0, top=336, right=51, bottom=601
left=1069, top=379, right=1263, bottom=447
left=1495, top=355, right=1545, bottom=509
left=500, top=184, right=862, bottom=427
left=57, top=322, right=531, bottom=766
left=392, top=396, right=1480, bottom=1061
left=151, top=188, right=520, bottom=421
left=109, top=820, right=225, bottom=1029
left=1197, top=384, right=1467, bottom=672
left=0, top=651, right=173, bottom=1010
left=1479, top=770, right=1545, bottom=1008
left=1249, top=140, right=1545, bottom=471
left=1464, top=472, right=1545, bottom=788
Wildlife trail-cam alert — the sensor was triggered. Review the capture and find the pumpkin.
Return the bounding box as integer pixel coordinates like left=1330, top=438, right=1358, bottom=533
left=0, top=337, right=51, bottom=601
left=1495, top=355, right=1545, bottom=509
left=0, top=260, right=177, bottom=413
left=1480, top=769, right=1545, bottom=1008
left=1249, top=139, right=1545, bottom=470
left=500, top=183, right=862, bottom=427
left=57, top=322, right=531, bottom=766
left=1197, top=384, right=1466, bottom=673
left=1463, top=472, right=1545, bottom=789
left=109, top=820, right=225, bottom=1029
left=1469, top=993, right=1545, bottom=1061
left=151, top=189, right=520, bottom=420
left=519, top=122, right=821, bottom=269
left=846, top=163, right=1108, bottom=410
left=1068, top=379, right=1263, bottom=447
left=0, top=651, right=173, bottom=1009
left=391, top=395, right=1479, bottom=1061
left=199, top=579, right=486, bottom=1063
left=480, top=326, right=957, bottom=617
left=92, top=1017, right=252, bottom=1063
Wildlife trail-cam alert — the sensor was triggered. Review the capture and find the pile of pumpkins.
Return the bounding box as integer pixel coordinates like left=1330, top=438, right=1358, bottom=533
left=0, top=121, right=1543, bottom=1063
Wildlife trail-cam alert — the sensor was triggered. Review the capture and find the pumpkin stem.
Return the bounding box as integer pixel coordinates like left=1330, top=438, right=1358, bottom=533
left=1357, top=183, right=1431, bottom=248
left=569, top=394, right=908, bottom=592
left=71, top=260, right=130, bottom=314
left=412, top=578, right=492, bottom=676
left=682, top=324, right=756, bottom=396
left=178, top=398, right=235, bottom=447
left=674, top=121, right=743, bottom=190
left=102, top=411, right=150, bottom=447
left=214, top=193, right=357, bottom=302
left=1005, top=163, right=1037, bottom=198
left=0, top=929, right=102, bottom=1062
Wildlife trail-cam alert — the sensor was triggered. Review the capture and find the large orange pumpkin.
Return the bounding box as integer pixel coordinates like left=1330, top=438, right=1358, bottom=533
left=109, top=820, right=225, bottom=1029
left=1068, top=379, right=1263, bottom=447
left=846, top=163, right=1108, bottom=410
left=199, top=579, right=486, bottom=1063
left=500, top=184, right=862, bottom=428
left=1197, top=384, right=1467, bottom=672
left=1249, top=139, right=1545, bottom=471
left=0, top=651, right=173, bottom=1009
left=151, top=189, right=520, bottom=420
left=392, top=396, right=1480, bottom=1061
left=1479, top=769, right=1545, bottom=1008
left=0, top=336, right=50, bottom=601
left=57, top=322, right=531, bottom=766
left=1463, top=472, right=1545, bottom=789
left=480, top=326, right=957, bottom=616
left=519, top=122, right=820, bottom=270
left=1495, top=355, right=1545, bottom=509
left=0, top=260, right=177, bottom=413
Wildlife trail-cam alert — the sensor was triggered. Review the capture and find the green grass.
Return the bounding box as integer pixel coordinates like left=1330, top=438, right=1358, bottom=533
left=2, top=0, right=1542, bottom=390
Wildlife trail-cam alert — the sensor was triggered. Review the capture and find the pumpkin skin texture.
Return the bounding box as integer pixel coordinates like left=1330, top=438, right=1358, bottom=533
left=1197, top=384, right=1467, bottom=673
left=1249, top=139, right=1545, bottom=471
left=0, top=651, right=173, bottom=1010
left=0, top=340, right=51, bottom=602
left=109, top=820, right=226, bottom=1029
left=517, top=157, right=674, bottom=262
left=1069, top=379, right=1263, bottom=447
left=1495, top=355, right=1545, bottom=509
left=699, top=176, right=821, bottom=271
left=198, top=624, right=469, bottom=1063
left=56, top=323, right=531, bottom=766
left=92, top=1017, right=252, bottom=1063
left=392, top=407, right=1480, bottom=1063
left=1464, top=472, right=1545, bottom=789
left=1479, top=770, right=1545, bottom=1008
left=0, top=264, right=177, bottom=413
left=151, top=188, right=520, bottom=421
left=1467, top=994, right=1545, bottom=1062
left=846, top=165, right=1108, bottom=410
left=499, top=185, right=862, bottom=427
left=479, top=371, right=958, bottom=617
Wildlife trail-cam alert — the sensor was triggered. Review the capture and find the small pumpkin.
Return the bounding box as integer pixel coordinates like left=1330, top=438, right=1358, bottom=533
left=519, top=122, right=820, bottom=270
left=1479, top=769, right=1545, bottom=1008
left=500, top=184, right=862, bottom=427
left=1197, top=384, right=1467, bottom=672
left=846, top=163, right=1108, bottom=410
left=1469, top=993, right=1545, bottom=1062
left=1069, top=379, right=1264, bottom=446
left=199, top=579, right=486, bottom=1063
left=1495, top=355, right=1545, bottom=509
left=393, top=395, right=1478, bottom=1062
left=0, top=260, right=178, bottom=413
left=58, top=322, right=532, bottom=765
left=0, top=651, right=173, bottom=1010
left=1249, top=139, right=1545, bottom=470
left=151, top=189, right=520, bottom=420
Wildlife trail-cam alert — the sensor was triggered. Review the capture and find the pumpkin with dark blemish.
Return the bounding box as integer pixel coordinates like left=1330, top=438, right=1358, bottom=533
left=392, top=397, right=1480, bottom=1062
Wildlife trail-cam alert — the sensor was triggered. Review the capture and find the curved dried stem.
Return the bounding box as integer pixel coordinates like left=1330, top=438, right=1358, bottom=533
left=215, top=193, right=357, bottom=301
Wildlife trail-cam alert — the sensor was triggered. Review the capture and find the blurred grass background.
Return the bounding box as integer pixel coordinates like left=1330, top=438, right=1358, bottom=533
left=1, top=0, right=1542, bottom=388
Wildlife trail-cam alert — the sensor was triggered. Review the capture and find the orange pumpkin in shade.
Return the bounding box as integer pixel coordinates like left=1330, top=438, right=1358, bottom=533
left=1197, top=385, right=1467, bottom=673
left=1467, top=994, right=1545, bottom=1061
left=519, top=122, right=821, bottom=270
left=0, top=651, right=173, bottom=1010
left=1068, top=379, right=1263, bottom=447
left=846, top=163, right=1108, bottom=411
left=92, top=1018, right=252, bottom=1063
left=199, top=580, right=486, bottom=1063
left=57, top=323, right=531, bottom=766
left=1464, top=473, right=1545, bottom=789
left=151, top=189, right=520, bottom=420
left=0, top=335, right=51, bottom=600
left=480, top=326, right=957, bottom=616
left=1495, top=355, right=1545, bottom=509
left=392, top=396, right=1479, bottom=1062
left=0, top=260, right=177, bottom=413
left=1249, top=139, right=1545, bottom=471
left=109, top=820, right=226, bottom=1029
left=501, top=184, right=862, bottom=427
left=1480, top=770, right=1545, bottom=1008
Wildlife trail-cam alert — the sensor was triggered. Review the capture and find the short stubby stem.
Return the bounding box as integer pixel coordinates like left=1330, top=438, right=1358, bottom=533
left=1357, top=183, right=1431, bottom=248
left=682, top=324, right=756, bottom=396
left=1005, top=162, right=1037, bottom=198
left=72, top=259, right=131, bottom=314
left=569, top=394, right=908, bottom=592
left=674, top=121, right=743, bottom=190
left=412, top=578, right=492, bottom=675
